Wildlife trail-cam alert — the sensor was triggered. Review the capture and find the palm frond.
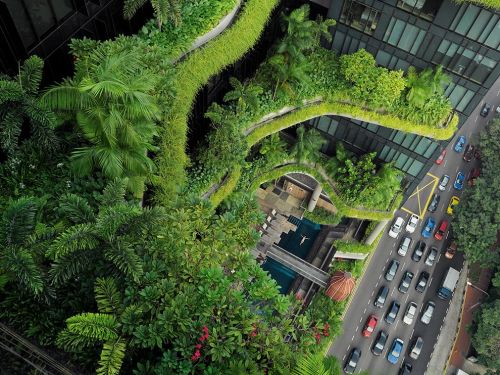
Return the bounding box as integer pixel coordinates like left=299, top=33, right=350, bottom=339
left=123, top=0, right=149, bottom=20
left=41, top=80, right=86, bottom=112
left=2, top=246, right=44, bottom=295
left=95, top=278, right=122, bottom=314
left=46, top=224, right=98, bottom=261
left=66, top=312, right=119, bottom=341
left=104, top=240, right=144, bottom=282
left=57, top=328, right=97, bottom=351
left=292, top=353, right=330, bottom=375
left=97, top=338, right=127, bottom=375
left=58, top=194, right=96, bottom=224
left=0, top=197, right=38, bottom=246
left=49, top=250, right=93, bottom=285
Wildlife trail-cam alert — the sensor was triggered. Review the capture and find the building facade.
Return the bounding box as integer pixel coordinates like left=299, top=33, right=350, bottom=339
left=307, top=0, right=500, bottom=196
left=0, top=0, right=149, bottom=81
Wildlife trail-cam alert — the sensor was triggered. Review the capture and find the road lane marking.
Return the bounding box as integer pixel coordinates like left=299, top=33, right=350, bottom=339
left=379, top=275, right=382, bottom=280
left=455, top=166, right=459, bottom=173
left=364, top=308, right=367, bottom=314
left=405, top=294, right=409, bottom=303
left=402, top=261, right=406, bottom=269
left=411, top=328, right=414, bottom=339
left=343, top=354, right=346, bottom=361
left=347, top=344, right=351, bottom=352
left=355, top=326, right=359, bottom=332
left=394, top=320, right=399, bottom=330
left=437, top=253, right=441, bottom=263
left=443, top=159, right=448, bottom=168
left=393, top=243, right=396, bottom=248
left=359, top=317, right=363, bottom=323
left=446, top=231, right=450, bottom=239
left=351, top=334, right=355, bottom=341
left=429, top=277, right=433, bottom=287
left=475, top=115, right=479, bottom=122
left=386, top=258, right=389, bottom=264
left=367, top=299, right=371, bottom=305
left=401, top=206, right=417, bottom=216
left=371, top=290, right=375, bottom=296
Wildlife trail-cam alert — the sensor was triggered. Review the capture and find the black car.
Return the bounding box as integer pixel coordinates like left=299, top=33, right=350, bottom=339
left=399, top=362, right=413, bottom=375
left=372, top=330, right=388, bottom=356
left=385, top=259, right=400, bottom=281
left=480, top=103, right=491, bottom=117
left=374, top=286, right=389, bottom=308
left=385, top=301, right=401, bottom=324
left=463, top=144, right=475, bottom=162
left=415, top=271, right=430, bottom=293
left=412, top=241, right=426, bottom=262
left=398, top=271, right=414, bottom=294
left=428, top=193, right=440, bottom=213
left=344, top=348, right=361, bottom=374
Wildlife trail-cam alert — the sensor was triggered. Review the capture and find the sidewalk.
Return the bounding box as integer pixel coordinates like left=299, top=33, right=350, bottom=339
left=426, top=261, right=468, bottom=375
left=446, top=266, right=493, bottom=375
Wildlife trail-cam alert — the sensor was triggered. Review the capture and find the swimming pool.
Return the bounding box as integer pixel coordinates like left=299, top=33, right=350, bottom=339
left=262, top=217, right=321, bottom=294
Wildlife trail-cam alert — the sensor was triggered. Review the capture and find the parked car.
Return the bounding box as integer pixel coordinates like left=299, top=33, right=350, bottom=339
left=447, top=196, right=460, bottom=215
left=389, top=217, right=405, bottom=238
left=399, top=362, right=413, bottom=375
left=463, top=144, right=475, bottom=162
left=385, top=259, right=400, bottom=281
left=415, top=271, right=430, bottom=293
left=385, top=301, right=401, bottom=324
left=409, top=337, right=424, bottom=360
left=374, top=286, right=389, bottom=308
left=398, top=271, right=414, bottom=294
left=434, top=219, right=448, bottom=240
left=344, top=348, right=361, bottom=374
left=412, top=241, right=426, bottom=261
left=436, top=149, right=446, bottom=165
left=454, top=171, right=465, bottom=190
left=454, top=136, right=466, bottom=152
left=421, top=217, right=435, bottom=238
left=428, top=193, right=440, bottom=212
left=387, top=338, right=404, bottom=364
left=372, top=330, right=388, bottom=356
left=398, top=236, right=412, bottom=257
left=445, top=241, right=458, bottom=259
left=405, top=214, right=419, bottom=233
left=425, top=247, right=438, bottom=266
left=438, top=174, right=450, bottom=191
left=420, top=301, right=436, bottom=325
left=362, top=315, right=378, bottom=337
left=467, top=168, right=481, bottom=186
left=403, top=302, right=418, bottom=325
left=480, top=103, right=491, bottom=117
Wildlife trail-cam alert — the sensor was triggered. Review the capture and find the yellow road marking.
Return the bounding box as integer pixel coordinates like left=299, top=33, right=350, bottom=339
left=401, top=207, right=417, bottom=216
left=427, top=172, right=438, bottom=179
left=420, top=175, right=439, bottom=216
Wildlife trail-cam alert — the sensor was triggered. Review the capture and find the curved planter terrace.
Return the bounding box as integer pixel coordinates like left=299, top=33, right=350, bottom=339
left=155, top=0, right=281, bottom=204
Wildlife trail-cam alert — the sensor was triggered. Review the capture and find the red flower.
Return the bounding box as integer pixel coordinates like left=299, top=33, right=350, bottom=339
left=195, top=344, right=202, bottom=349
left=315, top=333, right=321, bottom=343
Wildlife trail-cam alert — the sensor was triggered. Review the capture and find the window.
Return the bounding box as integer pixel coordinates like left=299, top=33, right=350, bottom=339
left=450, top=4, right=500, bottom=50
left=444, top=82, right=475, bottom=113
left=397, top=0, right=443, bottom=21
left=375, top=51, right=410, bottom=71
left=432, top=39, right=496, bottom=84
left=383, top=18, right=426, bottom=54
left=331, top=30, right=367, bottom=53
left=340, top=0, right=381, bottom=35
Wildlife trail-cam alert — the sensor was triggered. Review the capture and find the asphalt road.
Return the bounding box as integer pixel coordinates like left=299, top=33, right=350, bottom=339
left=328, top=78, right=500, bottom=375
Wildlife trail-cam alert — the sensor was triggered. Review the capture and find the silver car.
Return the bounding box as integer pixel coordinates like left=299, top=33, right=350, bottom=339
left=398, top=236, right=412, bottom=256
left=420, top=301, right=435, bottom=325
left=439, top=175, right=450, bottom=191
left=410, top=337, right=424, bottom=360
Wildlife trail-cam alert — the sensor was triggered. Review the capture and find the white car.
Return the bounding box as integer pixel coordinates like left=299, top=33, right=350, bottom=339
left=403, top=302, right=417, bottom=325
left=405, top=214, right=419, bottom=233
left=388, top=217, right=405, bottom=238
left=420, top=301, right=435, bottom=325
left=438, top=175, right=450, bottom=191
left=398, top=236, right=412, bottom=256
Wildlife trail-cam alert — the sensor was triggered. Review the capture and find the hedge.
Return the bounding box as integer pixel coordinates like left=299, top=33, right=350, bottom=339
left=154, top=0, right=280, bottom=205
left=302, top=206, right=343, bottom=226
left=209, top=165, right=242, bottom=207
left=332, top=240, right=373, bottom=255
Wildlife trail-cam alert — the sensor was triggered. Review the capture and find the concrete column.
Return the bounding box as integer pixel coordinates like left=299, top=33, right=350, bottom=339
left=307, top=183, right=322, bottom=212
left=364, top=220, right=389, bottom=245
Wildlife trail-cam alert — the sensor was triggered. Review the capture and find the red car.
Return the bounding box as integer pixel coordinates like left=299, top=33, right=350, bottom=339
left=434, top=220, right=448, bottom=241
left=436, top=149, right=447, bottom=165
left=362, top=315, right=378, bottom=337
left=463, top=144, right=475, bottom=162
left=468, top=168, right=481, bottom=186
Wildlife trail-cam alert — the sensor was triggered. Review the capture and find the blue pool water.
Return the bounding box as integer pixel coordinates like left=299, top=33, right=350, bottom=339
left=262, top=217, right=321, bottom=294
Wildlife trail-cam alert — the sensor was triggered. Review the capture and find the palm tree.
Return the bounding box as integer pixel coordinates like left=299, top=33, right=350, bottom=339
left=223, top=77, right=263, bottom=114
left=123, top=0, right=182, bottom=30
left=292, top=126, right=327, bottom=163
left=430, top=64, right=451, bottom=95
left=42, top=50, right=160, bottom=197
left=292, top=353, right=341, bottom=375
left=0, top=56, right=58, bottom=159
left=406, top=65, right=450, bottom=108
left=267, top=54, right=310, bottom=99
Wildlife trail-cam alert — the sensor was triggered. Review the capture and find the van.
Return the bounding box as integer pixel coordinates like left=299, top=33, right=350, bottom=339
left=374, top=286, right=389, bottom=308
left=409, top=337, right=424, bottom=359
left=398, top=236, right=412, bottom=256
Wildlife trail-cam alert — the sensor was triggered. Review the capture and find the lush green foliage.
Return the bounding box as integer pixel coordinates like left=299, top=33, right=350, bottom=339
left=124, top=0, right=185, bottom=30
left=471, top=299, right=500, bottom=370
left=332, top=240, right=373, bottom=255
left=452, top=119, right=500, bottom=267
left=303, top=206, right=342, bottom=226
left=455, top=0, right=500, bottom=8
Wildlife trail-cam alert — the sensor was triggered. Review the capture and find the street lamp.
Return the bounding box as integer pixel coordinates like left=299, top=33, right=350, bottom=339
left=466, top=280, right=490, bottom=297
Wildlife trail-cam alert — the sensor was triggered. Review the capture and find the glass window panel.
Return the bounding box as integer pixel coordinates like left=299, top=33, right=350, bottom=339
left=399, top=24, right=418, bottom=51
left=414, top=137, right=432, bottom=155
left=332, top=31, right=345, bottom=52
left=376, top=50, right=391, bottom=66
left=328, top=122, right=338, bottom=136
left=4, top=0, right=37, bottom=47
left=393, top=131, right=406, bottom=145
left=402, top=157, right=414, bottom=172
left=394, top=153, right=409, bottom=169
left=366, top=123, right=378, bottom=133
left=407, top=159, right=424, bottom=177
left=340, top=0, right=380, bottom=35
left=409, top=135, right=422, bottom=150
left=317, top=117, right=331, bottom=133
left=448, top=85, right=467, bottom=108
left=51, top=0, right=75, bottom=21
left=402, top=133, right=416, bottom=148
left=455, top=5, right=479, bottom=35
left=468, top=10, right=491, bottom=40
left=423, top=142, right=438, bottom=158
left=388, top=20, right=405, bottom=46
left=456, top=90, right=474, bottom=112
left=24, top=0, right=56, bottom=38
left=379, top=145, right=390, bottom=160
left=410, top=29, right=425, bottom=54
left=484, top=22, right=500, bottom=50
left=479, top=15, right=498, bottom=44
left=386, top=148, right=397, bottom=161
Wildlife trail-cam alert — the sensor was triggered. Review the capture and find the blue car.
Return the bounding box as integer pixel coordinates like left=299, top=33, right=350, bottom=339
left=454, top=136, right=466, bottom=153
left=387, top=338, right=404, bottom=364
left=454, top=171, right=465, bottom=190
left=421, top=217, right=436, bottom=238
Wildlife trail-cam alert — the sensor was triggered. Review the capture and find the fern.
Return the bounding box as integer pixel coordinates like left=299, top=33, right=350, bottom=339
left=95, top=278, right=122, bottom=314
left=2, top=246, right=44, bottom=295
left=49, top=250, right=93, bottom=284
left=19, top=55, right=44, bottom=95
left=95, top=204, right=141, bottom=238
left=97, top=338, right=127, bottom=375
left=66, top=313, right=119, bottom=341
left=99, top=178, right=127, bottom=207
left=58, top=193, right=96, bottom=224
left=292, top=354, right=330, bottom=375
left=46, top=223, right=98, bottom=261
left=57, top=328, right=96, bottom=351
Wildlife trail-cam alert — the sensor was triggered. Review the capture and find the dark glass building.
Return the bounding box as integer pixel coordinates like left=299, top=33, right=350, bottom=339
left=0, top=0, right=149, bottom=80
left=307, top=0, right=500, bottom=196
